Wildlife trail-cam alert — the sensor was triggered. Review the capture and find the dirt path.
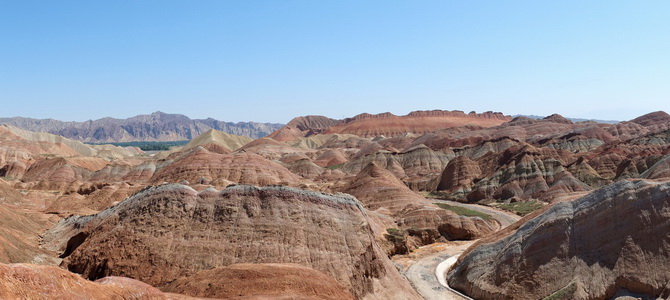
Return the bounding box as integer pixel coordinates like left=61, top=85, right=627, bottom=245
left=401, top=242, right=474, bottom=300
left=403, top=201, right=521, bottom=299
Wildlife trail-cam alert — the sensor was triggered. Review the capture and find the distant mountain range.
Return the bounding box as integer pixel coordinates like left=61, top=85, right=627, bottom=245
left=513, top=114, right=620, bottom=124
left=0, top=112, right=283, bottom=143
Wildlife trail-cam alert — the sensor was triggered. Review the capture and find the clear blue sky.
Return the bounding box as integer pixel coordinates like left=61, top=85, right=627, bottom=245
left=1, top=1, right=669, bottom=123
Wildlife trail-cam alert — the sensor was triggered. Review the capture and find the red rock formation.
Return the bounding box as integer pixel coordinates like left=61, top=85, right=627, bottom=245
left=163, top=263, right=355, bottom=300
left=268, top=116, right=341, bottom=142
left=0, top=203, right=57, bottom=264
left=313, top=149, right=348, bottom=167
left=54, top=184, right=420, bottom=300
left=542, top=113, right=573, bottom=124
left=280, top=158, right=324, bottom=180
left=631, top=111, right=670, bottom=128
left=325, top=110, right=511, bottom=138
left=0, top=263, right=183, bottom=299
left=436, top=156, right=482, bottom=197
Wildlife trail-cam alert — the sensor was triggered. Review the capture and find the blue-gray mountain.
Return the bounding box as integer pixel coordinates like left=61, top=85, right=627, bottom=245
left=0, top=111, right=283, bottom=142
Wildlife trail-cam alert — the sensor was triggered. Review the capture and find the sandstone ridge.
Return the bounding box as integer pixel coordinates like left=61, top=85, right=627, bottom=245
left=447, top=179, right=670, bottom=299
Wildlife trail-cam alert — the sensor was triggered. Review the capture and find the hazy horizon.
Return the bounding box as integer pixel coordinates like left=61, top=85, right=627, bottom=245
left=2, top=1, right=669, bottom=123
left=0, top=109, right=637, bottom=124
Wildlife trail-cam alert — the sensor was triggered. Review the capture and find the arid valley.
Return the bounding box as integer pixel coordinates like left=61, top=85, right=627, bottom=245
left=3, top=2, right=670, bottom=299
left=1, top=109, right=670, bottom=299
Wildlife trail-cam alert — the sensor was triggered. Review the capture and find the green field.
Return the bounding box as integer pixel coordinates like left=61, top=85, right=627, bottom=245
left=433, top=202, right=491, bottom=220
left=86, top=140, right=189, bottom=151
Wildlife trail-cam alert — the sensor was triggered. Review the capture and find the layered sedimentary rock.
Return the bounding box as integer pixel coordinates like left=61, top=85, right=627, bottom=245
left=313, top=149, right=349, bottom=167
left=448, top=180, right=670, bottom=299
left=53, top=184, right=420, bottom=300
left=179, top=129, right=253, bottom=153
left=340, top=144, right=450, bottom=190
left=325, top=110, right=510, bottom=138
left=436, top=156, right=482, bottom=198
left=45, top=182, right=140, bottom=215
left=0, top=202, right=57, bottom=264
left=438, top=143, right=589, bottom=203
left=268, top=115, right=341, bottom=142
left=642, top=155, right=670, bottom=180
left=151, top=147, right=303, bottom=187
left=2, top=125, right=141, bottom=158
left=630, top=111, right=670, bottom=133
left=163, top=263, right=355, bottom=300
left=268, top=110, right=510, bottom=142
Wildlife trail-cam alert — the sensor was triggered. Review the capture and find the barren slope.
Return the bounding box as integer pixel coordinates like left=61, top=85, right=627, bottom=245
left=53, top=184, right=420, bottom=300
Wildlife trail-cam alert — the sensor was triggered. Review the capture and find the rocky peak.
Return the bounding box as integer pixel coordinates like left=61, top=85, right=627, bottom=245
left=543, top=113, right=574, bottom=124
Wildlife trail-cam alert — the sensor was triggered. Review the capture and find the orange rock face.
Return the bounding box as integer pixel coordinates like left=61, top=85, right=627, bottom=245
left=0, top=263, right=179, bottom=299
left=163, top=263, right=355, bottom=300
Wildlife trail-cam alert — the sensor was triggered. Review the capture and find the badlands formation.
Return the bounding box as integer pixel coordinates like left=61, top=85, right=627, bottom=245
left=0, top=109, right=669, bottom=299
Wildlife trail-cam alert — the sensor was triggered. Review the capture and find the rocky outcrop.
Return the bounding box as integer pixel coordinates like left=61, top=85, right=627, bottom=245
left=463, top=144, right=588, bottom=202
left=0, top=111, right=283, bottom=142
left=341, top=144, right=450, bottom=190
left=448, top=180, right=670, bottom=299
left=45, top=182, right=140, bottom=215
left=163, top=263, right=355, bottom=300
left=642, top=155, right=670, bottom=180
left=342, top=163, right=494, bottom=248
left=53, top=184, right=420, bottom=300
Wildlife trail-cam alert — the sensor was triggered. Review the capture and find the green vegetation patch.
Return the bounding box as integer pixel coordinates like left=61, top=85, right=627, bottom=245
left=423, top=191, right=452, bottom=200
left=542, top=282, right=576, bottom=300
left=326, top=163, right=345, bottom=170
left=385, top=228, right=405, bottom=243
left=433, top=202, right=491, bottom=220
left=87, top=140, right=189, bottom=151
left=496, top=200, right=544, bottom=216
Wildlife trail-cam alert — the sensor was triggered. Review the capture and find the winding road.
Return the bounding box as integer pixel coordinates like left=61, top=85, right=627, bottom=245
left=403, top=200, right=521, bottom=299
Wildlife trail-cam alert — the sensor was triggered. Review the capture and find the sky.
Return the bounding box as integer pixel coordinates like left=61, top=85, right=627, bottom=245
left=1, top=1, right=669, bottom=123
